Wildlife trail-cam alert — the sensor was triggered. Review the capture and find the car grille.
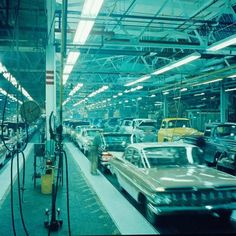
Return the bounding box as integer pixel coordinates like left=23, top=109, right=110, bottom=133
left=168, top=190, right=234, bottom=206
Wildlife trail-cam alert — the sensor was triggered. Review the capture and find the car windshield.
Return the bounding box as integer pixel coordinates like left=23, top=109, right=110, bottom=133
left=143, top=146, right=204, bottom=168
left=138, top=126, right=156, bottom=132
left=139, top=121, right=157, bottom=129
left=168, top=120, right=190, bottom=128
left=103, top=135, right=131, bottom=150
left=216, top=125, right=236, bottom=138
left=87, top=130, right=101, bottom=137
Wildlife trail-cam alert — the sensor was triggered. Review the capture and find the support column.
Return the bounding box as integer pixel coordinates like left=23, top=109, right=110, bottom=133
left=220, top=81, right=228, bottom=122
left=163, top=95, right=168, bottom=117
left=46, top=0, right=56, bottom=154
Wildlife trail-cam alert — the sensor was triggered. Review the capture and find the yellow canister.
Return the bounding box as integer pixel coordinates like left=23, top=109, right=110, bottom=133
left=41, top=169, right=53, bottom=194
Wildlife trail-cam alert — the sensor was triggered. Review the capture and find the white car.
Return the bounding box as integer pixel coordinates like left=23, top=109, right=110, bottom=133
left=110, top=142, right=236, bottom=224
left=75, top=128, right=103, bottom=155
left=120, top=118, right=157, bottom=142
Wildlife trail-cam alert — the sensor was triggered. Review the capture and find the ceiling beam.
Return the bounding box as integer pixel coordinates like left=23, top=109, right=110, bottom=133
left=0, top=45, right=45, bottom=52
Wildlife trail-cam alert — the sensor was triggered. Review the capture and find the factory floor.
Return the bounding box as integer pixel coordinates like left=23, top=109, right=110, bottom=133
left=0, top=134, right=157, bottom=236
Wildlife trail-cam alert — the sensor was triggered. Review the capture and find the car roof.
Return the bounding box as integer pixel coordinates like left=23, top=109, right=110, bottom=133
left=133, top=118, right=156, bottom=121
left=206, top=122, right=236, bottom=127
left=162, top=118, right=189, bottom=121
left=103, top=132, right=132, bottom=136
left=128, top=142, right=196, bottom=149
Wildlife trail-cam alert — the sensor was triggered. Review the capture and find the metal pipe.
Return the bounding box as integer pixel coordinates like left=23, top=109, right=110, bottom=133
left=59, top=0, right=67, bottom=126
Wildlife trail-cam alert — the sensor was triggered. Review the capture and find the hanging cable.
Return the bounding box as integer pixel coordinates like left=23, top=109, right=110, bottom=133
left=10, top=153, right=16, bottom=236
left=63, top=150, right=71, bottom=236
left=16, top=151, right=29, bottom=236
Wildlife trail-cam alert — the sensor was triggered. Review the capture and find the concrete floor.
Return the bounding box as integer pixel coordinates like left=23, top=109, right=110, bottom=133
left=0, top=134, right=157, bottom=235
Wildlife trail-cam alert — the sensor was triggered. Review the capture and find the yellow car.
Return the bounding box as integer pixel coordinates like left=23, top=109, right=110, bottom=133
left=158, top=118, right=202, bottom=142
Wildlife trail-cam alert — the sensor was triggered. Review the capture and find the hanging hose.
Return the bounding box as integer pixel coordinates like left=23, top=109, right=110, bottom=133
left=63, top=150, right=71, bottom=236
left=10, top=154, right=16, bottom=236
left=16, top=151, right=29, bottom=236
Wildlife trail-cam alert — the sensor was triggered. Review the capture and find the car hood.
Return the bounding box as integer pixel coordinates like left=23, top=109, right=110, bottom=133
left=109, top=151, right=124, bottom=159
left=168, top=128, right=201, bottom=136
left=144, top=166, right=236, bottom=190
left=216, top=137, right=236, bottom=150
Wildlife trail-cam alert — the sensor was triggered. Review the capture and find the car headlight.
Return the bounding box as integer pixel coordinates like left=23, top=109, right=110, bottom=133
left=85, top=140, right=92, bottom=146
left=153, top=194, right=172, bottom=205
left=228, top=153, right=236, bottom=161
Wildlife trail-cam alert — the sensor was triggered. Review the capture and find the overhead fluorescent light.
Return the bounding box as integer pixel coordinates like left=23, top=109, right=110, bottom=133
left=73, top=98, right=86, bottom=107
left=73, top=0, right=104, bottom=44
left=0, top=62, right=32, bottom=100
left=66, top=51, right=80, bottom=65
left=173, top=96, right=181, bottom=100
left=69, top=82, right=83, bottom=96
left=63, top=97, right=71, bottom=106
left=207, top=34, right=236, bottom=51
left=88, top=85, right=108, bottom=98
left=83, top=0, right=104, bottom=17
left=193, top=78, right=222, bottom=86
left=152, top=52, right=201, bottom=76
left=73, top=20, right=95, bottom=44
left=227, top=74, right=236, bottom=78
left=0, top=88, right=22, bottom=104
left=125, top=75, right=151, bottom=86
left=194, top=92, right=205, bottom=97
left=63, top=74, right=69, bottom=85
left=225, top=87, right=236, bottom=92
left=63, top=65, right=73, bottom=74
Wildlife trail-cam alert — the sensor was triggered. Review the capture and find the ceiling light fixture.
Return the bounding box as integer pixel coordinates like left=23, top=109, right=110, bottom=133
left=152, top=52, right=201, bottom=76
left=225, top=87, right=236, bottom=92
left=207, top=34, right=236, bottom=51
left=0, top=88, right=22, bottom=104
left=63, top=74, right=69, bottom=85
left=125, top=75, right=151, bottom=87
left=73, top=20, right=95, bottom=44
left=193, top=78, right=222, bottom=86
left=0, top=62, right=33, bottom=100
left=73, top=98, right=86, bottom=107
left=194, top=92, right=205, bottom=97
left=83, top=0, right=104, bottom=17
left=163, top=91, right=169, bottom=95
left=66, top=51, right=80, bottom=65
left=69, top=82, right=83, bottom=96
left=88, top=85, right=108, bottom=98
left=64, top=0, right=104, bottom=86
left=73, top=0, right=104, bottom=44
left=173, top=96, right=181, bottom=100
left=63, top=65, right=73, bottom=75
left=227, top=74, right=236, bottom=78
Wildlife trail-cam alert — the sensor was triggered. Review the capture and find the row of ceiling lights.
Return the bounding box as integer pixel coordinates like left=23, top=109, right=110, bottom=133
left=63, top=31, right=236, bottom=108
left=0, top=62, right=33, bottom=103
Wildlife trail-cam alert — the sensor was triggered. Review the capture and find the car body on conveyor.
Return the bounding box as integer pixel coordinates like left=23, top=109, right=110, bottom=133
left=109, top=142, right=236, bottom=224
left=98, top=132, right=133, bottom=173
